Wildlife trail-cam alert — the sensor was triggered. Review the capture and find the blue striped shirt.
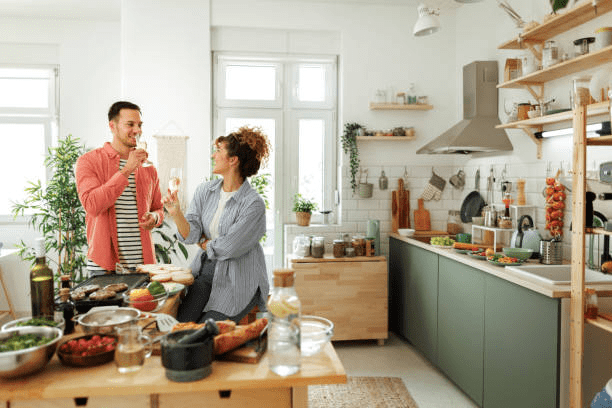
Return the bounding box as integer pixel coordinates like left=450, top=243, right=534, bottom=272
left=178, top=178, right=269, bottom=316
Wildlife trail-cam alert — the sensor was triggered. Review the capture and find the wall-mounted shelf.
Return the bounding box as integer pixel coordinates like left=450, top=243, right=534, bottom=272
left=585, top=227, right=612, bottom=236
left=497, top=101, right=609, bottom=130
left=356, top=136, right=415, bottom=141
left=498, top=45, right=612, bottom=92
left=369, top=103, right=433, bottom=110
left=498, top=0, right=612, bottom=50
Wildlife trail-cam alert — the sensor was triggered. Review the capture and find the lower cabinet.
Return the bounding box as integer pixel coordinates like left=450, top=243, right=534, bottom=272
left=438, top=257, right=485, bottom=406
left=389, top=237, right=561, bottom=408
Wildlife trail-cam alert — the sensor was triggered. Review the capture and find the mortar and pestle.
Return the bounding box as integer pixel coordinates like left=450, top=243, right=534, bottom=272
left=160, top=318, right=219, bottom=382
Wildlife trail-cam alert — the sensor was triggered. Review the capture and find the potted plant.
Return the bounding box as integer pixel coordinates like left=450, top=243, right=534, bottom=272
left=11, top=134, right=88, bottom=285
left=341, top=122, right=363, bottom=194
left=292, top=194, right=318, bottom=226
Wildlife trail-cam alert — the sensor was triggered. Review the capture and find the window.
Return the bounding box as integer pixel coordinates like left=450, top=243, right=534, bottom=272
left=214, top=53, right=338, bottom=271
left=0, top=67, right=58, bottom=219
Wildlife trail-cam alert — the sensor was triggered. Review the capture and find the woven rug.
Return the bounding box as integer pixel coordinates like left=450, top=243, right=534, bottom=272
left=309, top=376, right=419, bottom=408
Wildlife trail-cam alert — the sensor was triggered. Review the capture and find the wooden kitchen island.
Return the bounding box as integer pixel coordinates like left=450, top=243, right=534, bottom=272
left=0, top=341, right=346, bottom=408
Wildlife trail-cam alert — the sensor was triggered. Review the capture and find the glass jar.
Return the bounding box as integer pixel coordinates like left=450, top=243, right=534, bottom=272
left=345, top=247, right=356, bottom=257
left=333, top=239, right=345, bottom=258
left=311, top=236, right=325, bottom=258
left=585, top=288, right=598, bottom=319
left=542, top=40, right=559, bottom=69
left=292, top=234, right=311, bottom=257
left=351, top=235, right=365, bottom=257
left=573, top=76, right=592, bottom=107
left=447, top=210, right=462, bottom=235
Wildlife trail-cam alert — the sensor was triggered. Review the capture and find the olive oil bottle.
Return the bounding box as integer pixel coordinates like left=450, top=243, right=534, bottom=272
left=30, top=237, right=54, bottom=319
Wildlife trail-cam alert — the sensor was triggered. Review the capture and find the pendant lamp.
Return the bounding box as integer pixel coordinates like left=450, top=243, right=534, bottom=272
left=413, top=3, right=440, bottom=37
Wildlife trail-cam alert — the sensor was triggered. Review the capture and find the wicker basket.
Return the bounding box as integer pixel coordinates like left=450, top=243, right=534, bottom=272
left=296, top=212, right=312, bottom=226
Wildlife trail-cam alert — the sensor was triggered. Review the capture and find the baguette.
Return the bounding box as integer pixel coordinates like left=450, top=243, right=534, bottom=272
left=452, top=242, right=483, bottom=251
left=214, top=317, right=268, bottom=355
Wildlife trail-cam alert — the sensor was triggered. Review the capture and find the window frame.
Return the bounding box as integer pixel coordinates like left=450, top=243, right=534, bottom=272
left=0, top=65, right=58, bottom=223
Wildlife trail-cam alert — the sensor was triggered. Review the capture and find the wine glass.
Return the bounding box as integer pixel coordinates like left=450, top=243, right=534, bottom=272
left=169, top=168, right=182, bottom=193
left=135, top=134, right=153, bottom=167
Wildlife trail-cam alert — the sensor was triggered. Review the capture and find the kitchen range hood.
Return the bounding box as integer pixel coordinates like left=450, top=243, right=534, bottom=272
left=417, top=60, right=513, bottom=155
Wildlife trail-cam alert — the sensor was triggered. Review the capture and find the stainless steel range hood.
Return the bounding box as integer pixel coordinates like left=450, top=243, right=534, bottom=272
left=417, top=60, right=513, bottom=155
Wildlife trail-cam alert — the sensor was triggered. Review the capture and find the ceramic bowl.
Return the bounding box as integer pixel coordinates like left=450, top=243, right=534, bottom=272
left=2, top=316, right=65, bottom=334
left=301, top=315, right=334, bottom=357
left=502, top=247, right=534, bottom=261
left=57, top=334, right=118, bottom=367
left=398, top=228, right=415, bottom=237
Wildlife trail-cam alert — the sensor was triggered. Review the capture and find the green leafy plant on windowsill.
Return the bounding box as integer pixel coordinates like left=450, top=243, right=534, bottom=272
left=341, top=122, right=363, bottom=193
left=11, top=134, right=88, bottom=285
left=292, top=193, right=318, bottom=213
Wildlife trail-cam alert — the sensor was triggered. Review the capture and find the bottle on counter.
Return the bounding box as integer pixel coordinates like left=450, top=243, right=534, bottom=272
left=267, top=269, right=301, bottom=377
left=30, top=237, right=55, bottom=319
left=585, top=288, right=598, bottom=319
left=60, top=274, right=72, bottom=290
left=55, top=288, right=75, bottom=334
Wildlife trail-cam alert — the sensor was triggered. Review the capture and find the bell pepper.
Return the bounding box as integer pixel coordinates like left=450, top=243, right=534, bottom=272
left=147, top=281, right=166, bottom=296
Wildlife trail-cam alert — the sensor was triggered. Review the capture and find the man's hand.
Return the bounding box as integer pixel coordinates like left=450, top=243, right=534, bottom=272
left=162, top=189, right=181, bottom=217
left=121, top=148, right=148, bottom=177
left=139, top=211, right=157, bottom=230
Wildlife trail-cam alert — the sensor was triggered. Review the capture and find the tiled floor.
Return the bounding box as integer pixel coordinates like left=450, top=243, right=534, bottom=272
left=333, top=333, right=478, bottom=408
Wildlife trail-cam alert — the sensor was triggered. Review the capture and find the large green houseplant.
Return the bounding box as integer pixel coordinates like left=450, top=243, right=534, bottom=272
left=341, top=122, right=363, bottom=194
left=12, top=134, right=88, bottom=284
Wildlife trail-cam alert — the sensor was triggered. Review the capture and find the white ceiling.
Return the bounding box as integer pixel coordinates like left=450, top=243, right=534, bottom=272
left=0, top=0, right=464, bottom=21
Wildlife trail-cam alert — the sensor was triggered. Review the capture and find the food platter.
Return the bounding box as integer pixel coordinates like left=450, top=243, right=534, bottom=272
left=454, top=248, right=472, bottom=254
left=57, top=334, right=117, bottom=367
left=161, top=282, right=185, bottom=296
left=469, top=252, right=487, bottom=260
left=487, top=259, right=524, bottom=267
left=431, top=244, right=453, bottom=249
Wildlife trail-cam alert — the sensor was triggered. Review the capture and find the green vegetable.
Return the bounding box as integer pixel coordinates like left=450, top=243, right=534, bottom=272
left=430, top=236, right=456, bottom=246
left=16, top=318, right=59, bottom=327
left=0, top=333, right=54, bottom=352
left=147, top=281, right=166, bottom=296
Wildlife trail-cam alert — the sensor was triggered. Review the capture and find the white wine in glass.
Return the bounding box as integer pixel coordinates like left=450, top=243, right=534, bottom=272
left=169, top=168, right=182, bottom=193
left=135, top=134, right=153, bottom=167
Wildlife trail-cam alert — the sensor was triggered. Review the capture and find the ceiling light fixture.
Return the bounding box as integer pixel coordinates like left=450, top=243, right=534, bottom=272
left=413, top=3, right=440, bottom=37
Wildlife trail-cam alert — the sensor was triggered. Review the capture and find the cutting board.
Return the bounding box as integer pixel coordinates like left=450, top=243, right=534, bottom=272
left=392, top=179, right=410, bottom=232
left=412, top=230, right=449, bottom=243
left=414, top=199, right=431, bottom=231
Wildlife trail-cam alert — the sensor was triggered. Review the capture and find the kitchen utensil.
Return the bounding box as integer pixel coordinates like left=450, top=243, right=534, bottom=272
left=449, top=169, right=466, bottom=190
left=0, top=326, right=62, bottom=379
left=358, top=168, right=373, bottom=198
left=152, top=313, right=179, bottom=333
left=486, top=167, right=495, bottom=204
left=177, top=319, right=219, bottom=345
left=483, top=205, right=498, bottom=227
left=574, top=37, right=595, bottom=56
left=414, top=199, right=431, bottom=231
left=460, top=169, right=486, bottom=223
left=595, top=27, right=612, bottom=50
left=75, top=306, right=142, bottom=335
left=421, top=168, right=446, bottom=201
left=70, top=273, right=149, bottom=314
left=398, top=228, right=415, bottom=237
left=502, top=247, right=534, bottom=261
left=392, top=178, right=410, bottom=232
left=161, top=330, right=214, bottom=382
left=510, top=215, right=542, bottom=258
left=115, top=325, right=152, bottom=373
left=542, top=40, right=559, bottom=68
left=379, top=170, right=388, bottom=190
left=301, top=315, right=334, bottom=357
left=540, top=239, right=563, bottom=265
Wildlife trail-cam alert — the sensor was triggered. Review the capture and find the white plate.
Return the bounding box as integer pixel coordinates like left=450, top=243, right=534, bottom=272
left=431, top=244, right=453, bottom=249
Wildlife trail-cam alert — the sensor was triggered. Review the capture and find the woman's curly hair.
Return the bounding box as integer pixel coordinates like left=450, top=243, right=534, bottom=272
left=215, top=126, right=271, bottom=179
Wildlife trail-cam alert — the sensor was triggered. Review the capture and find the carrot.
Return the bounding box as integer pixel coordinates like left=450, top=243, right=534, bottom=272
left=214, top=317, right=268, bottom=355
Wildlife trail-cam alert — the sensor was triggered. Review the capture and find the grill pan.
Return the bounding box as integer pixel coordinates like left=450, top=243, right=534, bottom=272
left=71, top=273, right=149, bottom=314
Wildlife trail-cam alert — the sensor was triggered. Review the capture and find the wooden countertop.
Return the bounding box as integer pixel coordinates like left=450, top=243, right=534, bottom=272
left=0, top=342, right=346, bottom=401
left=289, top=255, right=386, bottom=263
left=390, top=233, right=612, bottom=299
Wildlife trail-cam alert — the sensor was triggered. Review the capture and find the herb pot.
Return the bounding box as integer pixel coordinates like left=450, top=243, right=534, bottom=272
left=295, top=212, right=311, bottom=227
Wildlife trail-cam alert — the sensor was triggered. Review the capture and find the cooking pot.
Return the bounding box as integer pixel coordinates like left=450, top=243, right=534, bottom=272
left=74, top=306, right=142, bottom=335
left=510, top=215, right=542, bottom=258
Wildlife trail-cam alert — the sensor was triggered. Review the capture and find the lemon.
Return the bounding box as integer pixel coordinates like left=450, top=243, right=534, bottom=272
left=268, top=295, right=300, bottom=318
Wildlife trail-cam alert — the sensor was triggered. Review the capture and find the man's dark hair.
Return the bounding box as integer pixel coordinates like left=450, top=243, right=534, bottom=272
left=108, top=101, right=141, bottom=122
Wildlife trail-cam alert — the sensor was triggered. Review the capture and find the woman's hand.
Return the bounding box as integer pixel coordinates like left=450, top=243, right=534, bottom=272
left=198, top=235, right=209, bottom=251
left=162, top=189, right=181, bottom=217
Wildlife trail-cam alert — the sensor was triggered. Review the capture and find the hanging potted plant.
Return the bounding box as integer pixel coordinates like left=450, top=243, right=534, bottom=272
left=292, top=193, right=318, bottom=227
left=11, top=134, right=88, bottom=285
left=341, top=122, right=363, bottom=194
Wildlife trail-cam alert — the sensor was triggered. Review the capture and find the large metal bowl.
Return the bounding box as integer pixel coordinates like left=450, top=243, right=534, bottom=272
left=2, top=316, right=65, bottom=334
left=75, top=306, right=141, bottom=335
left=0, top=326, right=63, bottom=378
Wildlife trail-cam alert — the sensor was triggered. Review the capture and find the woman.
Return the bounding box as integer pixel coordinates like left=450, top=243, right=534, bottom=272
left=162, top=126, right=271, bottom=323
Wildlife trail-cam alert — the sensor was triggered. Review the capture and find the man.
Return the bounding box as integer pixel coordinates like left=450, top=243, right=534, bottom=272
left=76, top=101, right=163, bottom=275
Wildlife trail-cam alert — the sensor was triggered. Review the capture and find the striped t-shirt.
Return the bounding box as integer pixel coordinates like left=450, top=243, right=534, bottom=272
left=87, top=159, right=144, bottom=274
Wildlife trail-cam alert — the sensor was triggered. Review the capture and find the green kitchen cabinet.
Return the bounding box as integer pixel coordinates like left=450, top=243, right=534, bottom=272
left=389, top=238, right=439, bottom=363
left=437, top=257, right=485, bottom=406
left=483, top=274, right=560, bottom=408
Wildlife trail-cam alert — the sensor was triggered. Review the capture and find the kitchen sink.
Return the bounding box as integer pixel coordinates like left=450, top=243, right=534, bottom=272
left=505, top=264, right=612, bottom=285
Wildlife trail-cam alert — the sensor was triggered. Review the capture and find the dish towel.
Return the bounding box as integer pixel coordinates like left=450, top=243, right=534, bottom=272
left=421, top=170, right=446, bottom=201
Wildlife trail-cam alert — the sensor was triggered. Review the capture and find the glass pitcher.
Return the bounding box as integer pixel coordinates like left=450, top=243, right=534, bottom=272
left=115, top=326, right=153, bottom=373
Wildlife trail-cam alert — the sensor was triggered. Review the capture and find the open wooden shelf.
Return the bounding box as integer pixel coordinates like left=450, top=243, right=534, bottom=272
left=369, top=102, right=433, bottom=111
left=587, top=316, right=612, bottom=334
left=586, top=135, right=612, bottom=146
left=496, top=101, right=609, bottom=129
left=585, top=227, right=612, bottom=236
left=356, top=136, right=415, bottom=141
left=498, top=45, right=612, bottom=89
left=498, top=0, right=612, bottom=50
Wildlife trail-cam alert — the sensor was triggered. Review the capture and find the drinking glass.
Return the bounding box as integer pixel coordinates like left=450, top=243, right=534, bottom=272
left=135, top=134, right=153, bottom=167
left=169, top=168, right=182, bottom=193
left=114, top=326, right=152, bottom=373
